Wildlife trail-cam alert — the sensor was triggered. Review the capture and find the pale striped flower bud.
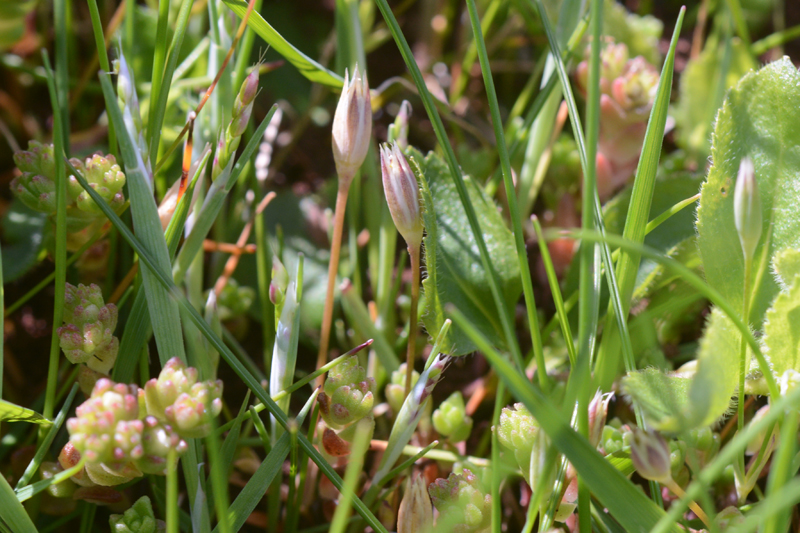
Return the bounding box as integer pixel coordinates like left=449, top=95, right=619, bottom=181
left=332, top=65, right=371, bottom=185
left=398, top=473, right=433, bottom=533
left=380, top=143, right=423, bottom=249
left=734, top=156, right=762, bottom=261
left=630, top=428, right=672, bottom=483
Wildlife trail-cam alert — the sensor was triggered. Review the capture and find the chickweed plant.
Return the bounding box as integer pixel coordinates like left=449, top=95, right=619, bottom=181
left=1, top=0, right=800, bottom=532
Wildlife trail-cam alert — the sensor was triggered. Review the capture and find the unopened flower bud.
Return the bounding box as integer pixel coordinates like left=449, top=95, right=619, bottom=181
left=734, top=156, right=762, bottom=261
left=398, top=473, right=433, bottom=533
left=163, top=382, right=223, bottom=438
left=630, top=428, right=672, bottom=483
left=11, top=141, right=58, bottom=213
left=136, top=416, right=187, bottom=474
left=71, top=154, right=127, bottom=215
left=270, top=257, right=289, bottom=306
left=386, top=363, right=419, bottom=414
left=388, top=100, right=411, bottom=149
left=429, top=469, right=491, bottom=533
left=58, top=283, right=119, bottom=373
left=109, top=495, right=162, bottom=533
left=143, top=357, right=200, bottom=420
left=432, top=392, right=473, bottom=443
left=380, top=143, right=423, bottom=249
left=332, top=65, right=372, bottom=185
left=587, top=390, right=613, bottom=448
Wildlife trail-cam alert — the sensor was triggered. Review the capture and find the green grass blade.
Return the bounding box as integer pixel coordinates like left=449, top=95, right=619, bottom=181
left=595, top=7, right=686, bottom=391
left=374, top=0, right=522, bottom=367
left=41, top=51, right=68, bottom=425
left=0, top=476, right=36, bottom=533
left=70, top=161, right=388, bottom=533
left=54, top=0, right=69, bottom=147
left=446, top=305, right=679, bottom=532
left=464, top=0, right=547, bottom=384
left=150, top=0, right=171, bottom=117
left=147, top=0, right=193, bottom=170
left=15, top=384, right=78, bottom=489
left=98, top=71, right=186, bottom=365
left=221, top=0, right=343, bottom=87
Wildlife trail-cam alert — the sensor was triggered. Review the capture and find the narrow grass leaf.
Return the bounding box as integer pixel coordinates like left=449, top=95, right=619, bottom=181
left=221, top=0, right=343, bottom=87
left=0, top=476, right=36, bottom=533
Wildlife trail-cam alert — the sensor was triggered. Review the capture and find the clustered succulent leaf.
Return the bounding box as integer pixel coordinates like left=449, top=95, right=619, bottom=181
left=428, top=469, right=491, bottom=533
left=63, top=360, right=221, bottom=488
left=109, top=495, right=165, bottom=533
left=210, top=278, right=255, bottom=322
left=143, top=357, right=224, bottom=438
left=11, top=141, right=127, bottom=234
left=574, top=38, right=659, bottom=198
left=496, top=403, right=538, bottom=482
left=319, top=356, right=376, bottom=430
left=57, top=283, right=119, bottom=374
left=432, top=391, right=473, bottom=443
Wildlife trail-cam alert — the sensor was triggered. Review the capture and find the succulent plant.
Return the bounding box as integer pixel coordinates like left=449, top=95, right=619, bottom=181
left=143, top=357, right=223, bottom=438
left=11, top=141, right=58, bottom=213
left=319, top=356, right=376, bottom=430
left=109, top=495, right=165, bottom=533
left=66, top=379, right=140, bottom=464
left=432, top=392, right=473, bottom=443
left=67, top=154, right=126, bottom=215
left=630, top=428, right=672, bottom=484
left=496, top=403, right=538, bottom=480
left=429, top=469, right=491, bottom=533
left=58, top=283, right=119, bottom=374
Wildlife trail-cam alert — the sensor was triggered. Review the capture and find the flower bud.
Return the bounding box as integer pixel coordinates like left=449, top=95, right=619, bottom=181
left=432, top=391, right=473, bottom=443
left=332, top=65, right=372, bottom=184
left=630, top=428, right=672, bottom=483
left=71, top=153, right=126, bottom=215
left=163, top=382, right=223, bottom=438
left=398, top=473, right=433, bottom=533
left=429, top=469, right=491, bottom=532
left=380, top=143, right=423, bottom=249
left=388, top=100, right=411, bottom=149
left=136, top=416, right=187, bottom=474
left=587, top=390, right=613, bottom=448
left=734, top=156, right=762, bottom=261
left=230, top=69, right=259, bottom=140
left=109, top=495, right=162, bottom=533
left=143, top=357, right=200, bottom=420
left=386, top=363, right=419, bottom=415
left=269, top=257, right=289, bottom=307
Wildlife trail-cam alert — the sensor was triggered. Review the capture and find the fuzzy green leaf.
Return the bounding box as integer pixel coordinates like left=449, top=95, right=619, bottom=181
left=416, top=149, right=521, bottom=355
left=772, top=248, right=800, bottom=290
left=697, top=58, right=800, bottom=327
left=623, top=307, right=741, bottom=431
left=762, top=271, right=800, bottom=376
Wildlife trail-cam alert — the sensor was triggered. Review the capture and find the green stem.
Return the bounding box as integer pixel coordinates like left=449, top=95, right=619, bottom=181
left=738, top=255, right=752, bottom=436
left=404, top=245, right=420, bottom=398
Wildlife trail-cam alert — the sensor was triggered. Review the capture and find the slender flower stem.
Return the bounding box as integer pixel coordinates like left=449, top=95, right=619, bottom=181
left=664, top=479, right=711, bottom=529
left=738, top=255, right=752, bottom=434
left=316, top=180, right=352, bottom=384
left=404, top=244, right=421, bottom=398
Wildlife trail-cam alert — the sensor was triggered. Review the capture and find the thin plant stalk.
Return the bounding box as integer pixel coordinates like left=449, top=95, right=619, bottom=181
left=316, top=185, right=351, bottom=385
left=404, top=245, right=421, bottom=397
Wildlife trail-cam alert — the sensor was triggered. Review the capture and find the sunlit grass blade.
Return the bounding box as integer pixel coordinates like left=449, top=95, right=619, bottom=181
left=464, top=0, right=547, bottom=385
left=147, top=0, right=193, bottom=170
left=446, top=305, right=679, bottom=532
left=595, top=7, right=686, bottom=391
left=221, top=0, right=343, bottom=87
left=761, top=409, right=799, bottom=533
left=41, top=51, right=68, bottom=425
left=98, top=71, right=186, bottom=365
left=70, top=159, right=388, bottom=533
left=374, top=0, right=522, bottom=367
left=15, top=384, right=78, bottom=490
left=0, top=476, right=37, bottom=532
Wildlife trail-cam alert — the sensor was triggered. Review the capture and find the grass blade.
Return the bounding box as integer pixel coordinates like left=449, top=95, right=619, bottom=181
left=595, top=7, right=686, bottom=390
left=221, top=0, right=343, bottom=87
left=98, top=71, right=186, bottom=365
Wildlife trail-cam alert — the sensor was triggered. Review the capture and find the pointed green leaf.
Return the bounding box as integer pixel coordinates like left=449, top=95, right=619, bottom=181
left=697, top=58, right=800, bottom=326
left=416, top=149, right=521, bottom=355
left=0, top=400, right=51, bottom=426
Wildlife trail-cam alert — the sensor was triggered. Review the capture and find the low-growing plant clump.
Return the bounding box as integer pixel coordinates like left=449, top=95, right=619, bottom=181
left=1, top=0, right=799, bottom=532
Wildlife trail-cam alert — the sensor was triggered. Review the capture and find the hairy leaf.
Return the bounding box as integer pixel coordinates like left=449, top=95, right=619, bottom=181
left=416, top=149, right=520, bottom=355
left=762, top=271, right=800, bottom=377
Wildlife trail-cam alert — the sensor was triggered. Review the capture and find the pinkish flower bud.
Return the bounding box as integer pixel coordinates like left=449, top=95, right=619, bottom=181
left=398, top=473, right=433, bottom=533
left=332, top=65, right=372, bottom=185
left=270, top=256, right=289, bottom=306
left=734, top=156, right=762, bottom=261
left=587, top=390, right=613, bottom=448
left=380, top=143, right=423, bottom=249
left=630, top=428, right=672, bottom=483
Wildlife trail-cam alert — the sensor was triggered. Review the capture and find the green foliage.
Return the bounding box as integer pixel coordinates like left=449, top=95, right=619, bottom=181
left=416, top=149, right=521, bottom=356
left=602, top=0, right=663, bottom=64
left=762, top=269, right=800, bottom=376
left=0, top=399, right=51, bottom=426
